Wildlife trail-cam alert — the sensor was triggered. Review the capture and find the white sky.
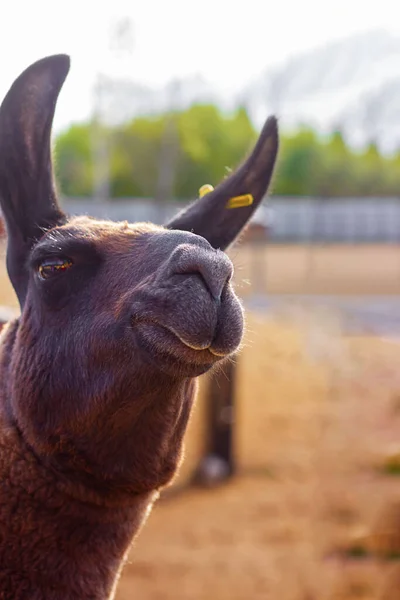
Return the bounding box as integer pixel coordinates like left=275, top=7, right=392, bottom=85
left=1, top=0, right=400, bottom=132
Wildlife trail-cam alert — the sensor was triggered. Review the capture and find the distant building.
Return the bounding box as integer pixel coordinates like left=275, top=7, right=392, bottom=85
left=241, top=205, right=274, bottom=244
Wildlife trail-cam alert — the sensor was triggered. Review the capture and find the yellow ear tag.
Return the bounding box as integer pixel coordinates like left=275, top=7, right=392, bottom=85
left=199, top=184, right=214, bottom=198
left=198, top=185, right=254, bottom=209
left=226, top=194, right=254, bottom=209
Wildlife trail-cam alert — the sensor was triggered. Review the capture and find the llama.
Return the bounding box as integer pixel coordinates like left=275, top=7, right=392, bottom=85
left=0, top=54, right=278, bottom=599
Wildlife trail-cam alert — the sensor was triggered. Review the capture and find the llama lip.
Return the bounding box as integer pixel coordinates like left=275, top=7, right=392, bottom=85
left=167, top=327, right=212, bottom=352
left=165, top=327, right=227, bottom=356
left=133, top=320, right=216, bottom=377
left=132, top=318, right=228, bottom=366
left=158, top=327, right=227, bottom=357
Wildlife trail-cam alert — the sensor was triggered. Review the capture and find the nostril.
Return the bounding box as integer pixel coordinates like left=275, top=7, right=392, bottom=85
left=170, top=245, right=233, bottom=302
left=197, top=264, right=231, bottom=301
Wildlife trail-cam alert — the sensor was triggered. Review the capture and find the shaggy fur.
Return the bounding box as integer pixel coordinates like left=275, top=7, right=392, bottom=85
left=0, top=55, right=278, bottom=599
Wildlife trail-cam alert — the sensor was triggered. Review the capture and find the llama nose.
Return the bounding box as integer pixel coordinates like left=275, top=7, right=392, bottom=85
left=170, top=244, right=234, bottom=301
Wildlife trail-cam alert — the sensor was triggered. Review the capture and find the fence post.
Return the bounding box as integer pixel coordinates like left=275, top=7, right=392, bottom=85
left=194, top=356, right=238, bottom=486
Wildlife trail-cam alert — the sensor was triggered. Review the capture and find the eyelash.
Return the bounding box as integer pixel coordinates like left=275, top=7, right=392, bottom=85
left=37, top=257, right=73, bottom=280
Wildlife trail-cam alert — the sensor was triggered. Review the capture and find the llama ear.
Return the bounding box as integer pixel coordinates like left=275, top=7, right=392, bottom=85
left=165, top=116, right=278, bottom=250
left=0, top=54, right=70, bottom=306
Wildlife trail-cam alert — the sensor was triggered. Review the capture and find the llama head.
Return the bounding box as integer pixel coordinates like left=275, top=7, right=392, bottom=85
left=0, top=55, right=278, bottom=497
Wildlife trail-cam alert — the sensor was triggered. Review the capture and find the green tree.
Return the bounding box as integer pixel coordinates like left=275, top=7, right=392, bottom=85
left=54, top=104, right=400, bottom=199
left=315, top=130, right=355, bottom=196
left=54, top=124, right=93, bottom=196
left=274, top=128, right=322, bottom=196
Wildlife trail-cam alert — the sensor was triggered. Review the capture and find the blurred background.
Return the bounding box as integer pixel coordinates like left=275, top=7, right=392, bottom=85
left=1, top=1, right=400, bottom=598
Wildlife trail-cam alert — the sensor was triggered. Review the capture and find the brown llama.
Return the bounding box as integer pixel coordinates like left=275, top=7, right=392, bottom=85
left=0, top=55, right=278, bottom=599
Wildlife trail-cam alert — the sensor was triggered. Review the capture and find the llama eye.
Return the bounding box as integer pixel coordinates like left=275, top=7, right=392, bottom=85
left=38, top=257, right=73, bottom=280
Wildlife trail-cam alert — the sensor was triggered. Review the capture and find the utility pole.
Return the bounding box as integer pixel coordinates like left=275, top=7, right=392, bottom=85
left=155, top=79, right=181, bottom=221
left=156, top=115, right=179, bottom=219
left=92, top=74, right=110, bottom=203
left=91, top=16, right=135, bottom=204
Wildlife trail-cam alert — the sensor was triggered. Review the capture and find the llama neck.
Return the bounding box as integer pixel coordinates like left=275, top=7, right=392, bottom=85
left=0, top=322, right=195, bottom=598
left=0, top=422, right=156, bottom=600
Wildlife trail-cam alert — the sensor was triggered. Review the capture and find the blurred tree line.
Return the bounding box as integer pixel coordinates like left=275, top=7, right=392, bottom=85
left=54, top=104, right=400, bottom=200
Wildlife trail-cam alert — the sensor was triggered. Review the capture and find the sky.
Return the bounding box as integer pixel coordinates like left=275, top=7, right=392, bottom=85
left=1, top=0, right=400, bottom=132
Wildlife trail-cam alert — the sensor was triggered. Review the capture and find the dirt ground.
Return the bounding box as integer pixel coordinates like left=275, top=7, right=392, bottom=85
left=114, top=313, right=400, bottom=600
left=228, top=244, right=400, bottom=297
left=1, top=244, right=400, bottom=598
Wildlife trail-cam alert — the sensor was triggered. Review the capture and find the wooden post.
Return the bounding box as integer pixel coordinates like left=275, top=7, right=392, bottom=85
left=209, top=356, right=237, bottom=475
left=194, top=356, right=237, bottom=486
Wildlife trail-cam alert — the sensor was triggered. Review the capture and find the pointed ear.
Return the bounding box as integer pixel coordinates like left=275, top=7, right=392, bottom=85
left=165, top=116, right=278, bottom=250
left=0, top=54, right=70, bottom=306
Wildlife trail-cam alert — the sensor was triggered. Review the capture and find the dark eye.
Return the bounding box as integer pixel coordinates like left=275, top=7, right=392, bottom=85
left=38, top=257, right=73, bottom=280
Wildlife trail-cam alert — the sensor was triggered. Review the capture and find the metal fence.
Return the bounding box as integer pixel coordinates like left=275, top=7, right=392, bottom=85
left=265, top=197, right=400, bottom=243
left=60, top=196, right=400, bottom=244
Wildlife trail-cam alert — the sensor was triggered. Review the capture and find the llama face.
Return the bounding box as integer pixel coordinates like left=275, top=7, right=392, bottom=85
left=22, top=215, right=243, bottom=379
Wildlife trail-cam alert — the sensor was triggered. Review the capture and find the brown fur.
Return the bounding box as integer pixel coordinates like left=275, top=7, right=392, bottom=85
left=0, top=55, right=278, bottom=599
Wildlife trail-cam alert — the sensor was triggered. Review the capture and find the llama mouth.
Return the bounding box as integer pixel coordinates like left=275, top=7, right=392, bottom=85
left=132, top=317, right=227, bottom=374
left=159, top=326, right=226, bottom=357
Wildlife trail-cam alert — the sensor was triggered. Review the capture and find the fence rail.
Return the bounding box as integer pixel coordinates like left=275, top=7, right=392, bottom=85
left=56, top=196, right=400, bottom=244
left=2, top=196, right=399, bottom=244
